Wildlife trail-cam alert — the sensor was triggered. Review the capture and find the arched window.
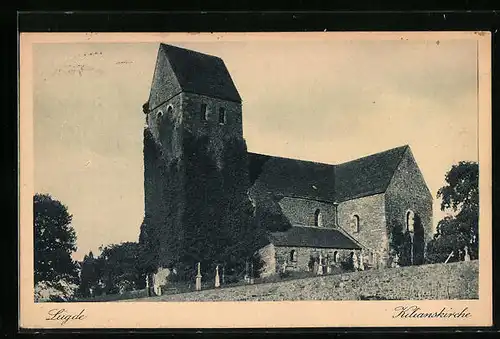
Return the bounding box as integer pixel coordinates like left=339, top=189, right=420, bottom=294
left=314, top=209, right=323, bottom=227
left=352, top=215, right=360, bottom=233
left=166, top=105, right=173, bottom=115
left=218, top=107, right=226, bottom=124
left=290, top=250, right=297, bottom=262
left=156, top=110, right=163, bottom=120
left=406, top=210, right=415, bottom=233
left=200, top=103, right=208, bottom=121
left=333, top=251, right=339, bottom=263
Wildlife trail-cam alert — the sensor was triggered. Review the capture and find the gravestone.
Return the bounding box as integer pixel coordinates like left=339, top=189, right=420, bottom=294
left=195, top=262, right=202, bottom=291
left=215, top=265, right=220, bottom=288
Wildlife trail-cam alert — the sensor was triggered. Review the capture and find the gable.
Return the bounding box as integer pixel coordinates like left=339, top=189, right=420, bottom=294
left=148, top=45, right=182, bottom=110
left=334, top=145, right=409, bottom=201
left=386, top=147, right=432, bottom=199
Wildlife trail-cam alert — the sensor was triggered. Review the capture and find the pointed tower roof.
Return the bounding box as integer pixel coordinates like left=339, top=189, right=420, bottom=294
left=151, top=44, right=242, bottom=103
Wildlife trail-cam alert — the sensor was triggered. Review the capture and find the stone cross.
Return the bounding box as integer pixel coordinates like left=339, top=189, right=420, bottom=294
left=359, top=252, right=365, bottom=271
left=195, top=262, right=202, bottom=291
left=244, top=260, right=249, bottom=283
left=464, top=246, right=471, bottom=261
left=250, top=262, right=255, bottom=284
left=317, top=253, right=323, bottom=275
left=352, top=252, right=359, bottom=270
left=215, top=265, right=220, bottom=288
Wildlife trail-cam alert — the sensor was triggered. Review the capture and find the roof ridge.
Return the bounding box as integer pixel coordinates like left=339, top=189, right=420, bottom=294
left=249, top=145, right=410, bottom=168
left=335, top=144, right=409, bottom=166
left=160, top=43, right=222, bottom=61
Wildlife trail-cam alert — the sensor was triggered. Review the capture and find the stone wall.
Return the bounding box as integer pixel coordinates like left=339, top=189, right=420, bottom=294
left=278, top=196, right=335, bottom=228
left=182, top=92, right=243, bottom=169
left=337, top=193, right=389, bottom=268
left=257, top=243, right=276, bottom=278
left=274, top=246, right=361, bottom=272
left=385, top=148, right=433, bottom=259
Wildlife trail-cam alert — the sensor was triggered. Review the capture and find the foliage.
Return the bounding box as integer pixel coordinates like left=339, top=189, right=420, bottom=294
left=34, top=193, right=79, bottom=285
left=427, top=161, right=479, bottom=263
left=96, top=242, right=145, bottom=295
left=77, top=242, right=145, bottom=298
left=34, top=279, right=78, bottom=302
left=139, top=128, right=268, bottom=283
left=388, top=214, right=425, bottom=266
left=77, top=251, right=99, bottom=298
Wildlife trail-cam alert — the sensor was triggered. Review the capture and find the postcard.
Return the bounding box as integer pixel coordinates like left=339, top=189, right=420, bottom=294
left=19, top=31, right=492, bottom=329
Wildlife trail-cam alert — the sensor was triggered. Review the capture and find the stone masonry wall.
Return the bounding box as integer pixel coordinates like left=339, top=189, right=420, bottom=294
left=385, top=148, right=433, bottom=255
left=274, top=246, right=361, bottom=272
left=337, top=194, right=389, bottom=268
left=278, top=196, right=335, bottom=228
left=182, top=92, right=243, bottom=170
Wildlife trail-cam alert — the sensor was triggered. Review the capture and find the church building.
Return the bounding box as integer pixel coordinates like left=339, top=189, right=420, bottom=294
left=141, top=43, right=433, bottom=280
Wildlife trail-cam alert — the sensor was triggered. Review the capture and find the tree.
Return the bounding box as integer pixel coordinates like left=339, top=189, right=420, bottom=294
left=78, top=251, right=99, bottom=298
left=427, top=161, right=479, bottom=263
left=34, top=193, right=78, bottom=284
left=96, top=242, right=145, bottom=295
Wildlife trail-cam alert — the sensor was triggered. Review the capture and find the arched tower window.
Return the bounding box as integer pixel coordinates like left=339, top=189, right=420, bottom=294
left=218, top=107, right=226, bottom=124
left=156, top=110, right=163, bottom=120
left=352, top=215, right=360, bottom=233
left=314, top=209, right=323, bottom=227
left=166, top=105, right=173, bottom=116
left=406, top=210, right=415, bottom=233
left=290, top=250, right=297, bottom=262
left=333, top=251, right=339, bottom=263
left=200, top=103, right=208, bottom=121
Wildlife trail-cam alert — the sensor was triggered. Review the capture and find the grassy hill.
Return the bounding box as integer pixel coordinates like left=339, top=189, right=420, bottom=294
left=124, top=260, right=478, bottom=302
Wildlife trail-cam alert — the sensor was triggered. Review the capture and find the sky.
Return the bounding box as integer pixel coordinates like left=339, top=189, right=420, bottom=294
left=32, top=35, right=479, bottom=261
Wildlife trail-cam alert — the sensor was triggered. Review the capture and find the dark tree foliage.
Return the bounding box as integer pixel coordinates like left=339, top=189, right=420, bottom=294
left=34, top=193, right=78, bottom=284
left=174, top=132, right=268, bottom=281
left=388, top=214, right=425, bottom=266
left=78, top=251, right=99, bottom=298
left=96, top=242, right=145, bottom=295
left=427, top=161, right=479, bottom=263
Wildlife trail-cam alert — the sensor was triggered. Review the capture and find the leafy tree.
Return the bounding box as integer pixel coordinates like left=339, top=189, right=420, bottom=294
left=96, top=242, right=145, bottom=295
left=427, top=161, right=479, bottom=263
left=34, top=193, right=78, bottom=284
left=78, top=251, right=99, bottom=298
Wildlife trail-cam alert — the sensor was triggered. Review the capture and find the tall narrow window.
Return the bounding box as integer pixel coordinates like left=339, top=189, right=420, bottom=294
left=200, top=103, right=208, bottom=121
left=406, top=210, right=415, bottom=233
left=352, top=215, right=360, bottom=233
left=314, top=209, right=323, bottom=227
left=333, top=251, right=339, bottom=263
left=290, top=250, right=297, bottom=262
left=218, top=107, right=226, bottom=124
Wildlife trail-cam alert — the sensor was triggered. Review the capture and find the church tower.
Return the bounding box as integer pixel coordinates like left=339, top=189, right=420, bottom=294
left=140, top=44, right=250, bottom=270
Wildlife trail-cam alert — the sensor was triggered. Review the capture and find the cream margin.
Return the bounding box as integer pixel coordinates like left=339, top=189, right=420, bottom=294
left=19, top=32, right=492, bottom=329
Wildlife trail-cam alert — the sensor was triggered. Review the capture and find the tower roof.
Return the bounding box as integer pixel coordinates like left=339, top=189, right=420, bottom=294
left=157, top=43, right=242, bottom=103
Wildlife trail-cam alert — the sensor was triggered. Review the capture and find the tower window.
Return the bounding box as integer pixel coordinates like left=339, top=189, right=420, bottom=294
left=314, top=209, right=323, bottom=227
left=333, top=251, right=339, bottom=263
left=218, top=107, right=226, bottom=124
left=200, top=103, right=208, bottom=121
left=352, top=215, right=360, bottom=233
left=290, top=250, right=297, bottom=262
left=167, top=105, right=173, bottom=115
